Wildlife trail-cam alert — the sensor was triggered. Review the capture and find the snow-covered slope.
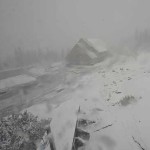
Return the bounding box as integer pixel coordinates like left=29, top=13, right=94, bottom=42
left=26, top=52, right=150, bottom=150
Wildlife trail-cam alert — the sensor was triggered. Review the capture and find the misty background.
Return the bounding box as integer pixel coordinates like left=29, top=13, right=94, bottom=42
left=0, top=0, right=150, bottom=70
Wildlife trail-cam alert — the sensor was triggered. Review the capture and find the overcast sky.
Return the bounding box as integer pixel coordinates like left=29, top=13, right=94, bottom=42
left=0, top=0, right=150, bottom=54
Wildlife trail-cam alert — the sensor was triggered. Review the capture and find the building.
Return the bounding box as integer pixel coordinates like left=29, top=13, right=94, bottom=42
left=66, top=38, right=110, bottom=65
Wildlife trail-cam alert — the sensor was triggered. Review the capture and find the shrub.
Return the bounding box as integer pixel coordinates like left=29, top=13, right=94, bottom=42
left=119, top=95, right=136, bottom=106
left=0, top=111, right=50, bottom=150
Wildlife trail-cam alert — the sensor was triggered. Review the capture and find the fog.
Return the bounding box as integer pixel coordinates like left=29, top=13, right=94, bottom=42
left=0, top=0, right=150, bottom=50
left=0, top=0, right=150, bottom=65
left=1, top=1, right=150, bottom=149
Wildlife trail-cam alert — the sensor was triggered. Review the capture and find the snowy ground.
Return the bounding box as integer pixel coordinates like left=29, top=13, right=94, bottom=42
left=26, top=52, right=150, bottom=150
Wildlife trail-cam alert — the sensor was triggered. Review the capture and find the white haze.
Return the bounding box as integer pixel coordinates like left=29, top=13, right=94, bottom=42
left=0, top=0, right=150, bottom=57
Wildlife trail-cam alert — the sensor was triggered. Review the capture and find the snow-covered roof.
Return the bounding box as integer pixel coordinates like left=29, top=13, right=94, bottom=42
left=87, top=38, right=107, bottom=53
left=77, top=38, right=107, bottom=58
left=0, top=75, right=36, bottom=91
left=86, top=50, right=97, bottom=58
